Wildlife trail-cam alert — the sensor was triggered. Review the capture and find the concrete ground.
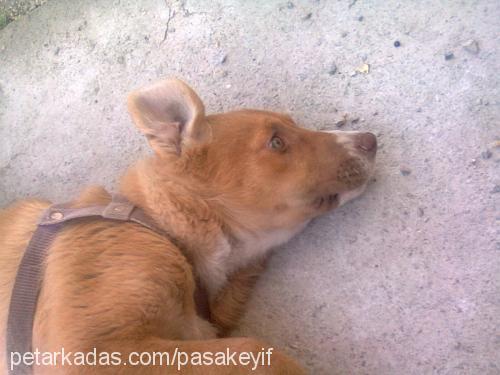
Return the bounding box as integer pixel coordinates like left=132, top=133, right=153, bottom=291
left=0, top=0, right=499, bottom=373
left=0, top=0, right=48, bottom=29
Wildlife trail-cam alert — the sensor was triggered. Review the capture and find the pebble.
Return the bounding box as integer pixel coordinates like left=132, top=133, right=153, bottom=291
left=394, top=40, right=401, bottom=47
left=462, top=39, right=479, bottom=55
left=218, top=53, right=227, bottom=65
left=328, top=63, right=338, bottom=75
left=287, top=1, right=295, bottom=9
left=335, top=115, right=348, bottom=128
left=491, top=185, right=500, bottom=194
left=358, top=15, right=364, bottom=21
left=444, top=52, right=454, bottom=61
left=54, top=47, right=60, bottom=56
left=341, top=31, right=348, bottom=38
left=418, top=207, right=424, bottom=217
left=335, top=119, right=347, bottom=128
left=400, top=165, right=412, bottom=176
left=481, top=150, right=492, bottom=159
left=302, top=12, right=312, bottom=20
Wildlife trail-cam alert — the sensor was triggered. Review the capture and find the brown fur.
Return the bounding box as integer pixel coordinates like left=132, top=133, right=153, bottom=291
left=0, top=78, right=376, bottom=374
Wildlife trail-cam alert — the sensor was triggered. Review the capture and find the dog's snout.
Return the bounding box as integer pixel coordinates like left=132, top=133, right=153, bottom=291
left=355, top=132, right=377, bottom=153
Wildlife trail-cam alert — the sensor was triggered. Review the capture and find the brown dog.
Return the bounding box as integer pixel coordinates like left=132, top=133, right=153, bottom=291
left=0, top=78, right=376, bottom=374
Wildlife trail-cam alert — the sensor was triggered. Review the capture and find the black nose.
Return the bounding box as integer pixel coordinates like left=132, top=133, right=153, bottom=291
left=356, top=132, right=377, bottom=153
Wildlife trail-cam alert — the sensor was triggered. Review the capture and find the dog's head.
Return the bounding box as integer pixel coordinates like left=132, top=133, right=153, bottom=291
left=127, top=79, right=376, bottom=233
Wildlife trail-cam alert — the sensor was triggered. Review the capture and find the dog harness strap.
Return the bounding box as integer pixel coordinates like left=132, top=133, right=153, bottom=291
left=6, top=195, right=210, bottom=375
left=6, top=223, right=62, bottom=375
left=38, top=195, right=162, bottom=234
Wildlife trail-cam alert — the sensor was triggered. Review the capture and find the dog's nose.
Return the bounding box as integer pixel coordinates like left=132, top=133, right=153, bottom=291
left=355, top=132, right=377, bottom=153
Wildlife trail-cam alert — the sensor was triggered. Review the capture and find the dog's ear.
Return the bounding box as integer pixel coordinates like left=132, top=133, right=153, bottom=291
left=127, top=78, right=207, bottom=155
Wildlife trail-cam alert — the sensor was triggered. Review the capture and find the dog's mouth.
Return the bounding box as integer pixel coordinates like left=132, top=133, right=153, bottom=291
left=313, top=193, right=339, bottom=210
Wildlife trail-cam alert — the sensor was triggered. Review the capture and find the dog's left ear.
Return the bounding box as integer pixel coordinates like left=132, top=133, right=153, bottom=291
left=127, top=78, right=207, bottom=155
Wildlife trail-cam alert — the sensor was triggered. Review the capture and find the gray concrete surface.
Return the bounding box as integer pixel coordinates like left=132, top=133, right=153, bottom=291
left=0, top=0, right=499, bottom=374
left=0, top=0, right=49, bottom=29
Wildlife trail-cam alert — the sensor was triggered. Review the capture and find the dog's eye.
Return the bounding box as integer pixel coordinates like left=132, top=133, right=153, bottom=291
left=269, top=136, right=285, bottom=150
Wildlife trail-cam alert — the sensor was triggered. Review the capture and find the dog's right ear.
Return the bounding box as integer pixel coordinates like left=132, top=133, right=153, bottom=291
left=127, top=78, right=207, bottom=155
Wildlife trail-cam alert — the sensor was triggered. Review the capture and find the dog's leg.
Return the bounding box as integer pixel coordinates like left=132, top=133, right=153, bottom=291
left=210, top=258, right=266, bottom=335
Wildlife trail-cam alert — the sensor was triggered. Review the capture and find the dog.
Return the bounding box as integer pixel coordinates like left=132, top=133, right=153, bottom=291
left=0, top=78, right=377, bottom=374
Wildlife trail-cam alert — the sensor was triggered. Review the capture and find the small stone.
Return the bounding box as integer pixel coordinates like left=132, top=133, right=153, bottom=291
left=358, top=15, right=364, bottom=21
left=54, top=47, right=60, bottom=56
left=481, top=150, right=492, bottom=159
left=335, top=119, right=346, bottom=127
left=335, top=114, right=348, bottom=128
left=416, top=107, right=422, bottom=112
left=417, top=207, right=424, bottom=217
left=328, top=63, right=337, bottom=75
left=341, top=31, right=348, bottom=38
left=302, top=12, right=312, bottom=20
left=400, top=165, right=412, bottom=176
left=218, top=53, right=227, bottom=65
left=286, top=1, right=295, bottom=9
left=444, top=52, right=454, bottom=61
left=77, top=20, right=87, bottom=31
left=462, top=39, right=479, bottom=55
left=491, top=185, right=500, bottom=194
left=394, top=40, right=401, bottom=47
left=351, top=117, right=360, bottom=124
left=355, top=63, right=370, bottom=74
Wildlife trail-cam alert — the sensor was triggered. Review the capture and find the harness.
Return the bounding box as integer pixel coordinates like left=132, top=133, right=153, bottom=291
left=6, top=194, right=209, bottom=374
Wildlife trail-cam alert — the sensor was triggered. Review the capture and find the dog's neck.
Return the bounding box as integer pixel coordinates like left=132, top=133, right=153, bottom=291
left=120, top=158, right=303, bottom=297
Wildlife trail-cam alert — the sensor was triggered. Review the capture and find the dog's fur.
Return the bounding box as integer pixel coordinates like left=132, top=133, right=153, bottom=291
left=0, top=79, right=376, bottom=374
